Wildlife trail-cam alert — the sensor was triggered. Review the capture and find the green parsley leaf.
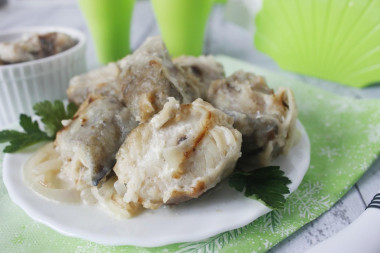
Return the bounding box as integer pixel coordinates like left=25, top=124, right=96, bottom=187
left=19, top=114, right=43, bottom=134
left=0, top=114, right=51, bottom=153
left=33, top=100, right=78, bottom=137
left=0, top=100, right=78, bottom=153
left=229, top=165, right=291, bottom=209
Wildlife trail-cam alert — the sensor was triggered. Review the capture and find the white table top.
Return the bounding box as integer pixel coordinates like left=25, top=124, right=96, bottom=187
left=1, top=1, right=380, bottom=252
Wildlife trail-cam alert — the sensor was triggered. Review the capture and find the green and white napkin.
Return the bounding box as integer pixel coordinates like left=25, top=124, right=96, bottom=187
left=1, top=56, right=379, bottom=253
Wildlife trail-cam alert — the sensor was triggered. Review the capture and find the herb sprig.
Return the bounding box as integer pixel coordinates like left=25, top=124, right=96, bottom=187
left=229, top=163, right=291, bottom=209
left=0, top=100, right=78, bottom=153
left=33, top=100, right=78, bottom=137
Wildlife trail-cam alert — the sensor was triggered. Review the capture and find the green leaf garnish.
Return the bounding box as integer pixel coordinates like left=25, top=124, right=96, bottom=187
left=33, top=100, right=77, bottom=137
left=0, top=100, right=78, bottom=153
left=0, top=114, right=51, bottom=153
left=229, top=165, right=291, bottom=209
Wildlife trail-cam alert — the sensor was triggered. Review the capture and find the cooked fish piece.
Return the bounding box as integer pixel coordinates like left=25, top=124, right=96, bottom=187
left=113, top=98, right=242, bottom=210
left=207, top=70, right=298, bottom=167
left=174, top=55, right=225, bottom=98
left=30, top=32, right=77, bottom=58
left=0, top=42, right=36, bottom=63
left=118, top=36, right=202, bottom=122
left=0, top=32, right=77, bottom=64
left=52, top=32, right=77, bottom=54
left=67, top=36, right=201, bottom=119
left=55, top=95, right=138, bottom=189
left=67, top=62, right=121, bottom=105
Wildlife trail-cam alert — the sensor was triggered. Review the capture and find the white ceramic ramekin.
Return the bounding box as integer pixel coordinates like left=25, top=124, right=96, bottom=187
left=0, top=26, right=86, bottom=128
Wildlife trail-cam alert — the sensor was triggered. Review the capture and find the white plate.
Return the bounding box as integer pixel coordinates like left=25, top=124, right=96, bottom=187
left=2, top=121, right=310, bottom=247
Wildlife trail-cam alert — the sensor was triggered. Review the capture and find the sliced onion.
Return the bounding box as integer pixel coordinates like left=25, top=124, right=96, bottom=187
left=23, top=143, right=81, bottom=204
left=22, top=142, right=139, bottom=216
left=24, top=142, right=58, bottom=169
left=80, top=187, right=97, bottom=205
left=29, top=181, right=81, bottom=203
left=114, top=179, right=127, bottom=196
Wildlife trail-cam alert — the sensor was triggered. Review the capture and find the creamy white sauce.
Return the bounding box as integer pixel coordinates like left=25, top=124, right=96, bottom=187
left=22, top=142, right=139, bottom=218
left=23, top=142, right=82, bottom=203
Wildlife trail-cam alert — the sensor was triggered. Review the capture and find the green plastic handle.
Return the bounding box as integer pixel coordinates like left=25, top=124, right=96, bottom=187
left=78, top=0, right=135, bottom=64
left=152, top=0, right=213, bottom=57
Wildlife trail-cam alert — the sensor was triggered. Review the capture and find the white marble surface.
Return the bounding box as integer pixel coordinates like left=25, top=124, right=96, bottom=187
left=0, top=1, right=379, bottom=252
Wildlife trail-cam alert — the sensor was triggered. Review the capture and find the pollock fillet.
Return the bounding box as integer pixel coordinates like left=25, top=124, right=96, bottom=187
left=113, top=98, right=242, bottom=209
left=67, top=62, right=122, bottom=105
left=174, top=55, right=225, bottom=99
left=0, top=32, right=77, bottom=64
left=67, top=37, right=203, bottom=123
left=118, top=36, right=202, bottom=122
left=55, top=95, right=137, bottom=188
left=207, top=70, right=298, bottom=166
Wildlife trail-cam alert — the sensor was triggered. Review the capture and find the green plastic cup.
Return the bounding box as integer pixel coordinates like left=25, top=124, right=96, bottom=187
left=151, top=0, right=213, bottom=57
left=78, top=0, right=135, bottom=63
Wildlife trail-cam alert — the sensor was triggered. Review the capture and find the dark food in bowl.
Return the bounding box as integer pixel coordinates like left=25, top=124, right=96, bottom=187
left=0, top=32, right=77, bottom=65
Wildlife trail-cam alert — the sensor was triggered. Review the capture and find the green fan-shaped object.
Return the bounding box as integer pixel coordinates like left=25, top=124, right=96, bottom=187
left=254, top=0, right=380, bottom=88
